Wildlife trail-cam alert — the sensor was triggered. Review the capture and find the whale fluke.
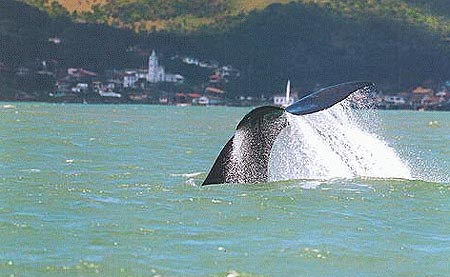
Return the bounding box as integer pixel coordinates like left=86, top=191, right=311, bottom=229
left=285, top=81, right=374, bottom=115
left=202, top=81, right=375, bottom=186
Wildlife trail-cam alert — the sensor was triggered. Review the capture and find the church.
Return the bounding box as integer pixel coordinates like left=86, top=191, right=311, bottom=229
left=147, top=50, right=165, bottom=83
left=123, top=50, right=184, bottom=88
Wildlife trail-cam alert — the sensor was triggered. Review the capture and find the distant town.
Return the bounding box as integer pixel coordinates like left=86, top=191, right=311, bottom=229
left=1, top=46, right=450, bottom=110
left=48, top=49, right=241, bottom=106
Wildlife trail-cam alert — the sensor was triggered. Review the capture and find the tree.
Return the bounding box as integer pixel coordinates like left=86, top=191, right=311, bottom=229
left=47, top=1, right=68, bottom=17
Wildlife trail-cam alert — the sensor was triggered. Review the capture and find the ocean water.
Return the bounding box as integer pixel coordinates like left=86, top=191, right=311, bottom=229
left=0, top=102, right=449, bottom=276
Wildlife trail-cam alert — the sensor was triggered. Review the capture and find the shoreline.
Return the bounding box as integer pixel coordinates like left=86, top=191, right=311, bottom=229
left=1, top=99, right=449, bottom=111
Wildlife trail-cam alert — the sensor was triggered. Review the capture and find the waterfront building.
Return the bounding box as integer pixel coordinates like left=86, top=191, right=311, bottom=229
left=123, top=71, right=138, bottom=88
left=273, top=95, right=294, bottom=106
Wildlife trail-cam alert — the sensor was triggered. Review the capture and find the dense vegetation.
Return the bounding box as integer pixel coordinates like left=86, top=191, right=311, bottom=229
left=22, top=0, right=450, bottom=36
left=2, top=0, right=137, bottom=69
left=201, top=2, right=450, bottom=94
left=2, top=0, right=450, bottom=99
left=0, top=0, right=135, bottom=98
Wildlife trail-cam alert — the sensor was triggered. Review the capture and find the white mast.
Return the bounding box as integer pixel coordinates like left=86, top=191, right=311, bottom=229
left=284, top=79, right=291, bottom=107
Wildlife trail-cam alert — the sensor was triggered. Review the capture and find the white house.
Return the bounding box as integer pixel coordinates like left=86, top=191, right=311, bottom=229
left=71, top=83, right=89, bottom=93
left=123, top=71, right=138, bottom=88
left=384, top=95, right=406, bottom=104
left=273, top=95, right=294, bottom=106
left=48, top=37, right=61, bottom=44
left=197, top=96, right=209, bottom=105
left=99, top=91, right=121, bottom=98
left=165, top=73, right=184, bottom=83
left=182, top=57, right=199, bottom=65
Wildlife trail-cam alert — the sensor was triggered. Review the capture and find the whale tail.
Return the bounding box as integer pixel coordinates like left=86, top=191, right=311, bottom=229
left=202, top=106, right=286, bottom=186
left=202, top=81, right=375, bottom=186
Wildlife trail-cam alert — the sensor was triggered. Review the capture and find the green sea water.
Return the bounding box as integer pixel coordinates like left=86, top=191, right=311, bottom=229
left=0, top=103, right=449, bottom=276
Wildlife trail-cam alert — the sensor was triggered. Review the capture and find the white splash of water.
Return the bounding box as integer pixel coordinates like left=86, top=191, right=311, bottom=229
left=268, top=100, right=412, bottom=181
left=229, top=129, right=246, bottom=183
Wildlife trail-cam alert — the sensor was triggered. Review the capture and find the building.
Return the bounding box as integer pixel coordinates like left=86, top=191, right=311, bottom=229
left=71, top=83, right=89, bottom=93
left=123, top=71, right=138, bottom=88
left=412, top=86, right=433, bottom=95
left=122, top=50, right=184, bottom=88
left=67, top=68, right=97, bottom=78
left=48, top=37, right=61, bottom=44
left=165, top=74, right=184, bottom=83
left=147, top=50, right=165, bottom=83
left=273, top=95, right=294, bottom=106
left=205, top=87, right=224, bottom=95
left=383, top=95, right=406, bottom=105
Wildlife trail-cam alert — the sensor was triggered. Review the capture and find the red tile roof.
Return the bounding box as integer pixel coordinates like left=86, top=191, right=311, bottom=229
left=188, top=93, right=201, bottom=98
left=205, top=87, right=224, bottom=94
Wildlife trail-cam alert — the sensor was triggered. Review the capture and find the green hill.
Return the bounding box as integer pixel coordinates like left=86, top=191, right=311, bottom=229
left=2, top=0, right=450, bottom=100
left=22, top=0, right=450, bottom=37
left=0, top=0, right=136, bottom=98
left=196, top=2, right=450, bottom=93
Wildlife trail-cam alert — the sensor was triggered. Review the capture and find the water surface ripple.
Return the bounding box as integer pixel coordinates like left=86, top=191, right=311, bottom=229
left=0, top=103, right=449, bottom=276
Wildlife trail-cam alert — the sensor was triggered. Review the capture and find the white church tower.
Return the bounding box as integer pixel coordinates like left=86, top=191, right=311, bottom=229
left=147, top=50, right=165, bottom=83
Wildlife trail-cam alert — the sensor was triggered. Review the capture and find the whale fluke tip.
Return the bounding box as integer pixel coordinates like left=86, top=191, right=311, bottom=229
left=285, top=81, right=375, bottom=115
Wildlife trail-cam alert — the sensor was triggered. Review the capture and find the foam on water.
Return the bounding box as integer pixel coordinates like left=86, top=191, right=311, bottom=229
left=268, top=99, right=412, bottom=181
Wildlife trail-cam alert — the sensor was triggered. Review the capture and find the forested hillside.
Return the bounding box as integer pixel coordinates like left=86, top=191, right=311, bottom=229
left=192, top=2, right=450, bottom=93
left=2, top=0, right=450, bottom=98
left=23, top=0, right=450, bottom=37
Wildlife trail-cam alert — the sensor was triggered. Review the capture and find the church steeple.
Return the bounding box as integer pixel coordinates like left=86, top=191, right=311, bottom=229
left=149, top=50, right=158, bottom=67
left=147, top=50, right=165, bottom=83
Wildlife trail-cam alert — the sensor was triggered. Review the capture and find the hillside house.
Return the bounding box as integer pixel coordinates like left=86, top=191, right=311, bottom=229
left=68, top=68, right=97, bottom=78
left=384, top=95, right=406, bottom=105
left=164, top=74, right=184, bottom=83
left=123, top=71, right=138, bottom=88
left=71, top=83, right=89, bottom=93
left=421, top=95, right=443, bottom=106
left=412, top=86, right=434, bottom=95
